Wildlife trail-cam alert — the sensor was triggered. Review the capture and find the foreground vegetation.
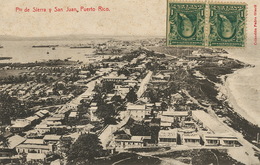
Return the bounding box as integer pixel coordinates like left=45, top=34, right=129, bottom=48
left=154, top=149, right=244, bottom=165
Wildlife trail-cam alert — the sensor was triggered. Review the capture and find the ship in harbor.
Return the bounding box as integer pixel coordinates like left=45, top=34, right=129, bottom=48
left=70, top=44, right=92, bottom=49
left=32, top=45, right=59, bottom=48
left=0, top=57, right=12, bottom=60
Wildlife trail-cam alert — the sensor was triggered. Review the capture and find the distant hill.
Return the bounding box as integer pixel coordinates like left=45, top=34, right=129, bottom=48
left=0, top=34, right=165, bottom=41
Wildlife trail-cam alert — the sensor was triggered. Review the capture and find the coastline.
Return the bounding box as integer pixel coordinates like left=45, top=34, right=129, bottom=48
left=216, top=64, right=260, bottom=164
left=219, top=49, right=260, bottom=127
left=221, top=67, right=259, bottom=126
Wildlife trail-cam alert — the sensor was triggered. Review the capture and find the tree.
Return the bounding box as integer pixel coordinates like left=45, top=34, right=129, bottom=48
left=130, top=124, right=151, bottom=136
left=151, top=104, right=157, bottom=117
left=77, top=100, right=89, bottom=118
left=0, top=135, right=9, bottom=148
left=88, top=64, right=96, bottom=75
left=147, top=89, right=159, bottom=103
left=111, top=95, right=123, bottom=106
left=117, top=68, right=130, bottom=77
left=0, top=93, right=30, bottom=124
left=161, top=102, right=168, bottom=111
left=67, top=134, right=103, bottom=164
left=95, top=103, right=117, bottom=125
left=59, top=137, right=73, bottom=156
left=102, top=81, right=114, bottom=93
left=125, top=88, right=137, bottom=103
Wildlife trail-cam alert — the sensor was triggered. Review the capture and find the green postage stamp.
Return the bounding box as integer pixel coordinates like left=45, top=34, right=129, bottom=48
left=167, top=2, right=206, bottom=46
left=208, top=4, right=246, bottom=47
left=167, top=1, right=247, bottom=47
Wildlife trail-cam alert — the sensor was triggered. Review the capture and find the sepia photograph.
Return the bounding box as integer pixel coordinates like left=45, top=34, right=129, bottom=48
left=0, top=0, right=259, bottom=164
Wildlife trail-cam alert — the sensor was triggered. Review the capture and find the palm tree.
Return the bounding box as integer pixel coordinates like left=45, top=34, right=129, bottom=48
left=0, top=135, right=10, bottom=148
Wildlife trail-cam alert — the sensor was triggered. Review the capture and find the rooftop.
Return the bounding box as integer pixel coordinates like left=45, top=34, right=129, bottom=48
left=27, top=153, right=46, bottom=160
left=103, top=74, right=127, bottom=80
left=127, top=104, right=146, bottom=110
left=11, top=121, right=31, bottom=128
left=0, top=135, right=26, bottom=149
left=46, top=117, right=62, bottom=121
left=43, top=135, right=61, bottom=141
left=124, top=79, right=138, bottom=83
left=90, top=102, right=97, bottom=106
left=39, top=110, right=49, bottom=115
left=69, top=111, right=77, bottom=118
left=155, top=102, right=161, bottom=107
left=17, top=144, right=50, bottom=150
left=182, top=133, right=200, bottom=140
left=26, top=116, right=39, bottom=122
left=52, top=114, right=65, bottom=118
left=24, top=139, right=44, bottom=145
left=162, top=111, right=189, bottom=117
left=159, top=129, right=177, bottom=139
left=203, top=133, right=238, bottom=139
left=35, top=124, right=49, bottom=129
left=160, top=116, right=174, bottom=123
left=90, top=107, right=98, bottom=111
left=160, top=122, right=172, bottom=127
left=46, top=121, right=62, bottom=126
left=192, top=110, right=230, bottom=134
left=35, top=112, right=45, bottom=118
left=115, top=136, right=150, bottom=142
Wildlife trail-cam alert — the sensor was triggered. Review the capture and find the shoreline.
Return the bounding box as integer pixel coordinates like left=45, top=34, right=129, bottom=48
left=221, top=67, right=259, bottom=126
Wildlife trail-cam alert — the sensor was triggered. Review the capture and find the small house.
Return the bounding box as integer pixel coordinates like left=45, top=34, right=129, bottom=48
left=158, top=129, right=177, bottom=146
left=182, top=133, right=201, bottom=146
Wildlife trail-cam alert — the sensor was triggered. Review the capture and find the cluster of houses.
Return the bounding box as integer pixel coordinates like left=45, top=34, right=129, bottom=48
left=0, top=109, right=61, bottom=162
left=108, top=106, right=241, bottom=152
left=0, top=132, right=65, bottom=162
left=81, top=51, right=242, bottom=153
left=1, top=107, right=95, bottom=163
left=0, top=80, right=77, bottom=103
left=94, top=38, right=165, bottom=55
left=0, top=45, right=244, bottom=164
left=0, top=83, right=48, bottom=99
left=147, top=72, right=171, bottom=89
left=103, top=39, right=165, bottom=50
left=8, top=110, right=49, bottom=133
left=0, top=65, right=81, bottom=71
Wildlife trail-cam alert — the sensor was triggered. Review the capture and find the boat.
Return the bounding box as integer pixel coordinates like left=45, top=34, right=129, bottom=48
left=0, top=57, right=12, bottom=60
left=32, top=45, right=59, bottom=48
left=70, top=46, right=91, bottom=49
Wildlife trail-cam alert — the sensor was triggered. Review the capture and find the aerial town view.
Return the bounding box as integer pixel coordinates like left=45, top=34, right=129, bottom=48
left=1, top=0, right=260, bottom=164
left=0, top=37, right=259, bottom=165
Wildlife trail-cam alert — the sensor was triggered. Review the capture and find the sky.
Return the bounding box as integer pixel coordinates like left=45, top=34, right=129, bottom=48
left=0, top=0, right=166, bottom=37
left=0, top=0, right=259, bottom=44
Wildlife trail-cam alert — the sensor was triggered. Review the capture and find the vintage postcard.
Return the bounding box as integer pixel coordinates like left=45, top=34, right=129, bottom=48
left=0, top=0, right=259, bottom=165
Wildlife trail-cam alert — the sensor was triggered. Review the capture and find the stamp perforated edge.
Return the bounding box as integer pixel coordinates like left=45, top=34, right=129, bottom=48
left=166, top=0, right=207, bottom=47
left=207, top=1, right=248, bottom=48
left=166, top=0, right=248, bottom=48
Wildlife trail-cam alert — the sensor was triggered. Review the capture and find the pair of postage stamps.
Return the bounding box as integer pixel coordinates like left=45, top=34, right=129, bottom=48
left=167, top=1, right=247, bottom=47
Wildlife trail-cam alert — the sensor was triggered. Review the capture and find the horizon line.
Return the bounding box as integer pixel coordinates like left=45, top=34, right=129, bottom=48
left=0, top=34, right=166, bottom=39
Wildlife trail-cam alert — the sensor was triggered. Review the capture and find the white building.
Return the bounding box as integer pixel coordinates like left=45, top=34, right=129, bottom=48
left=203, top=134, right=240, bottom=147
left=158, top=129, right=178, bottom=146
left=182, top=133, right=201, bottom=146
left=102, top=74, right=127, bottom=82
left=115, top=136, right=150, bottom=149
left=127, top=104, right=150, bottom=120
left=89, top=106, right=99, bottom=121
